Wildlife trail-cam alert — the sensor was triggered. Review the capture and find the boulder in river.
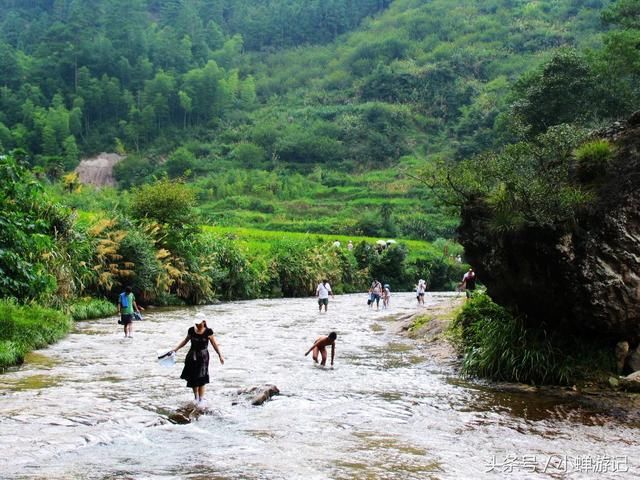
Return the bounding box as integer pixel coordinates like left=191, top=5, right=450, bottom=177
left=620, top=371, right=640, bottom=393
left=232, top=384, right=280, bottom=406
left=167, top=402, right=212, bottom=424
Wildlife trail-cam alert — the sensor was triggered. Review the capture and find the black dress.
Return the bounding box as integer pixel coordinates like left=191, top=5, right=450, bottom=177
left=180, top=327, right=213, bottom=387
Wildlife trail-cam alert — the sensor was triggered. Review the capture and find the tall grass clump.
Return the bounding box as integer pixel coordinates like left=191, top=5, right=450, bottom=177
left=452, top=293, right=574, bottom=385
left=574, top=139, right=613, bottom=182
left=0, top=300, right=72, bottom=369
left=68, top=298, right=117, bottom=321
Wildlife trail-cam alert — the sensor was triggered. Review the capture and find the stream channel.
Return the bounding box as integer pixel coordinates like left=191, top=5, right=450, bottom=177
left=1, top=293, right=638, bottom=479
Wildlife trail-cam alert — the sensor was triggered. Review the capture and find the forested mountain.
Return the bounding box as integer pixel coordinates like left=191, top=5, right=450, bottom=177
left=2, top=0, right=638, bottom=239
left=0, top=0, right=392, bottom=160
left=0, top=0, right=614, bottom=166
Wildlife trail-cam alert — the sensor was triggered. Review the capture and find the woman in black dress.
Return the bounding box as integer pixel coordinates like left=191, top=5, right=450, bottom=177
left=171, top=319, right=224, bottom=405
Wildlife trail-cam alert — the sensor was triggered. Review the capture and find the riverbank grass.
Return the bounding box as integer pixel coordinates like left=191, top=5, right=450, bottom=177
left=68, top=298, right=117, bottom=321
left=0, top=301, right=72, bottom=370
left=452, top=292, right=615, bottom=385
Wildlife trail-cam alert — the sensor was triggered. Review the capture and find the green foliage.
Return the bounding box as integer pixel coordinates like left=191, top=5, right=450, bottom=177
left=512, top=49, right=600, bottom=136
left=0, top=300, right=72, bottom=369
left=165, top=147, right=196, bottom=179
left=0, top=154, right=66, bottom=301
left=199, top=233, right=263, bottom=300
left=232, top=143, right=267, bottom=167
left=453, top=292, right=573, bottom=385
left=370, top=244, right=408, bottom=288
left=430, top=125, right=593, bottom=232
left=0, top=0, right=613, bottom=165
left=131, top=179, right=199, bottom=233
left=118, top=229, right=162, bottom=295
left=269, top=238, right=323, bottom=297
left=68, top=298, right=117, bottom=321
left=113, top=155, right=157, bottom=189
left=574, top=139, right=613, bottom=182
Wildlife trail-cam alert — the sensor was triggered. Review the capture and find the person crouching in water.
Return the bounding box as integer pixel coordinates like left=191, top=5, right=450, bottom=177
left=305, top=332, right=337, bottom=367
left=170, top=319, right=224, bottom=407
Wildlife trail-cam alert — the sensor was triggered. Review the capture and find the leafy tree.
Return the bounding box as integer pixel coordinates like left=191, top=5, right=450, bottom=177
left=165, top=146, right=195, bottom=179
left=511, top=49, right=600, bottom=135
left=0, top=154, right=65, bottom=301
left=131, top=178, right=199, bottom=240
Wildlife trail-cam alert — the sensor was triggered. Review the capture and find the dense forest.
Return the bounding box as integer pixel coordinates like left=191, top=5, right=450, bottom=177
left=1, top=0, right=629, bottom=239
left=0, top=0, right=617, bottom=164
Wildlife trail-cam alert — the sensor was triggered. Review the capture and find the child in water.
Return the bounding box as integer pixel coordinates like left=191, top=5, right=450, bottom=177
left=304, top=332, right=337, bottom=367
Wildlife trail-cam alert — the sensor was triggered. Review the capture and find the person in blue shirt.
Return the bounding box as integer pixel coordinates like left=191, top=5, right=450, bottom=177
left=117, top=286, right=143, bottom=338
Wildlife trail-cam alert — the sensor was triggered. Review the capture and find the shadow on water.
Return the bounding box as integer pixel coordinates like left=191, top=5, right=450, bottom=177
left=0, top=374, right=62, bottom=391
left=332, top=432, right=443, bottom=480
left=448, top=376, right=640, bottom=428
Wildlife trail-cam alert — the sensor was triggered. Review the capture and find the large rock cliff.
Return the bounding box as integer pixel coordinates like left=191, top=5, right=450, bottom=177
left=458, top=113, right=640, bottom=346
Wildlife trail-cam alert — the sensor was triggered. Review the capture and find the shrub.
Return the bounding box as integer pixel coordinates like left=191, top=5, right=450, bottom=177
left=68, top=298, right=117, bottom=321
left=118, top=229, right=162, bottom=296
left=232, top=142, right=267, bottom=167
left=113, top=155, right=157, bottom=188
left=165, top=147, right=196, bottom=178
left=131, top=179, right=200, bottom=250
left=199, top=233, right=261, bottom=300
left=370, top=244, right=409, bottom=289
left=453, top=293, right=579, bottom=385
left=574, top=139, right=613, bottom=182
left=269, top=238, right=318, bottom=297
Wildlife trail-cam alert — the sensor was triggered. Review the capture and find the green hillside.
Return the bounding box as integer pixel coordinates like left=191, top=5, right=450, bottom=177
left=3, top=0, right=618, bottom=240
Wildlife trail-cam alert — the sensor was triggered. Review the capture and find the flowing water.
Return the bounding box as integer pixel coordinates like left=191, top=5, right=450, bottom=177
left=0, top=293, right=638, bottom=479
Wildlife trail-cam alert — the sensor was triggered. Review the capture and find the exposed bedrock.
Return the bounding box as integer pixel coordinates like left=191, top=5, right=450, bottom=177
left=459, top=112, right=640, bottom=353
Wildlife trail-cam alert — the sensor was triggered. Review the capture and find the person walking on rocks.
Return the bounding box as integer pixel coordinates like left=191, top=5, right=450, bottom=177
left=316, top=279, right=334, bottom=313
left=170, top=318, right=224, bottom=407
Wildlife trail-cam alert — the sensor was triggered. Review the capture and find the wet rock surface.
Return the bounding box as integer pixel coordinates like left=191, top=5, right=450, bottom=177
left=232, top=384, right=280, bottom=406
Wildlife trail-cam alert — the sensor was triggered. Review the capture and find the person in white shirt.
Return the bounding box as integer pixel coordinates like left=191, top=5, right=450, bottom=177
left=316, top=279, right=334, bottom=312
left=416, top=279, right=426, bottom=305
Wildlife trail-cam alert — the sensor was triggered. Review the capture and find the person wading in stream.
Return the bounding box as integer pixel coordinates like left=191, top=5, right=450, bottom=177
left=370, top=279, right=383, bottom=310
left=304, top=332, right=337, bottom=367
left=170, top=319, right=224, bottom=407
left=117, top=286, right=143, bottom=338
left=316, top=279, right=334, bottom=313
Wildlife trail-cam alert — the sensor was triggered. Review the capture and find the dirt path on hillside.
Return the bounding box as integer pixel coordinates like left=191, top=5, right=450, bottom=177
left=75, top=152, right=123, bottom=187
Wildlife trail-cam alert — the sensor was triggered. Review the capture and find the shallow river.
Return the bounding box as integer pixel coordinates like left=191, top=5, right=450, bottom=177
left=0, top=293, right=638, bottom=479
